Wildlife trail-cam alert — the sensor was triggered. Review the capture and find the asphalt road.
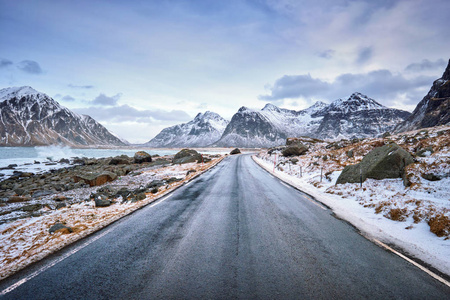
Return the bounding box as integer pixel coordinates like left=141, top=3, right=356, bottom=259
left=1, top=154, right=449, bottom=299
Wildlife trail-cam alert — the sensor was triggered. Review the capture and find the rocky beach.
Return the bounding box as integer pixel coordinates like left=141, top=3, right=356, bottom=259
left=0, top=149, right=224, bottom=280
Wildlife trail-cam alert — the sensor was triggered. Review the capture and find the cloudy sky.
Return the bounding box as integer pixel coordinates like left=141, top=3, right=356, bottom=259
left=1, top=0, right=449, bottom=143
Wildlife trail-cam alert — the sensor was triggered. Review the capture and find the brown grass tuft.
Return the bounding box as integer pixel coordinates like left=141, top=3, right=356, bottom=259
left=428, top=214, right=450, bottom=237
left=386, top=208, right=408, bottom=221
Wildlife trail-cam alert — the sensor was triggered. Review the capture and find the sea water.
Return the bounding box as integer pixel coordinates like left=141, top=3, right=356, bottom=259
left=0, top=146, right=230, bottom=180
left=0, top=146, right=178, bottom=179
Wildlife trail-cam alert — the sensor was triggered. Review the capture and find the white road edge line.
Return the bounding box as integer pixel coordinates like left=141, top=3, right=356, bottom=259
left=1, top=193, right=177, bottom=296
left=149, top=194, right=173, bottom=208
left=0, top=227, right=114, bottom=296
left=372, top=238, right=450, bottom=288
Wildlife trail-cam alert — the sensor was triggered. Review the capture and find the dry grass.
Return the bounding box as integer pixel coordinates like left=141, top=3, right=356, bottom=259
left=386, top=208, right=408, bottom=221
left=259, top=125, right=450, bottom=238
left=428, top=214, right=450, bottom=237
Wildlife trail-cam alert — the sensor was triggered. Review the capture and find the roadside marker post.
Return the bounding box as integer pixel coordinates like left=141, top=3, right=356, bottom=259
left=273, top=154, right=277, bottom=173
left=320, top=167, right=323, bottom=183
left=360, top=165, right=362, bottom=188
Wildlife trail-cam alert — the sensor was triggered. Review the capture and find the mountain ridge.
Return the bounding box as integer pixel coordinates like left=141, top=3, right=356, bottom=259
left=394, top=59, right=450, bottom=133
left=144, top=110, right=229, bottom=147
left=0, top=86, right=128, bottom=147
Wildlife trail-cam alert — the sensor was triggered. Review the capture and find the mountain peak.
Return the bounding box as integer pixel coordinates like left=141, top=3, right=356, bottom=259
left=0, top=86, right=43, bottom=102
left=238, top=106, right=252, bottom=113
left=262, top=103, right=280, bottom=112
left=328, top=93, right=384, bottom=114
left=303, top=101, right=328, bottom=114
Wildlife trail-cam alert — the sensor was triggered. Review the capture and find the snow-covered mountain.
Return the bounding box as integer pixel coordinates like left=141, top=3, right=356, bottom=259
left=0, top=86, right=128, bottom=147
left=394, top=59, right=450, bottom=133
left=315, top=93, right=410, bottom=140
left=214, top=103, right=324, bottom=147
left=144, top=111, right=229, bottom=147
left=214, top=93, right=410, bottom=147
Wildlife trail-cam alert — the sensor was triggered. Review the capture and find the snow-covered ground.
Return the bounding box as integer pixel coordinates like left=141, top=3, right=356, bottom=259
left=0, top=156, right=224, bottom=280
left=253, top=125, right=450, bottom=276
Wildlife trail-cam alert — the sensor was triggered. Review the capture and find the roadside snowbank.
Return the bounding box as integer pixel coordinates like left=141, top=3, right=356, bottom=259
left=253, top=140, right=450, bottom=276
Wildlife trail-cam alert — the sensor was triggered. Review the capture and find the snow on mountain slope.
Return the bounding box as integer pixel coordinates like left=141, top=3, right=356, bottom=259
left=215, top=93, right=410, bottom=147
left=0, top=86, right=128, bottom=147
left=0, top=86, right=42, bottom=102
left=144, top=111, right=229, bottom=147
left=315, top=93, right=410, bottom=140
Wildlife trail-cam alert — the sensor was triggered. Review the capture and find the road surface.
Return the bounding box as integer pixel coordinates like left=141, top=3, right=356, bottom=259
left=1, top=154, right=449, bottom=299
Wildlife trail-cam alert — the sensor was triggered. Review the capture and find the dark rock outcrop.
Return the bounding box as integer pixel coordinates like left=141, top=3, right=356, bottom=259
left=73, top=171, right=118, bottom=187
left=281, top=145, right=308, bottom=157
left=173, top=149, right=203, bottom=164
left=49, top=223, right=73, bottom=234
left=395, top=59, right=450, bottom=132
left=109, top=155, right=131, bottom=165
left=336, top=143, right=414, bottom=185
left=134, top=151, right=152, bottom=164
left=230, top=148, right=241, bottom=155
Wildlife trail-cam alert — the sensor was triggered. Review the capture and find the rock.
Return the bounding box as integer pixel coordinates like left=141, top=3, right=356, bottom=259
left=347, top=150, right=354, bottom=158
left=286, top=137, right=323, bottom=146
left=134, top=192, right=146, bottom=201
left=32, top=190, right=54, bottom=198
left=20, top=172, right=33, bottom=178
left=73, top=171, right=117, bottom=187
left=72, top=157, right=86, bottom=165
left=49, top=223, right=73, bottom=234
left=59, top=158, right=70, bottom=164
left=421, top=173, right=441, bottom=181
left=56, top=202, right=67, bottom=209
left=290, top=158, right=299, bottom=164
left=166, top=177, right=181, bottom=184
left=7, top=195, right=31, bottom=203
left=22, top=204, right=43, bottom=212
left=150, top=187, right=159, bottom=194
left=146, top=180, right=165, bottom=189
left=336, top=143, right=414, bottom=186
left=115, top=188, right=132, bottom=200
left=382, top=132, right=391, bottom=138
left=14, top=188, right=26, bottom=196
left=281, top=144, right=308, bottom=157
left=186, top=169, right=197, bottom=176
left=94, top=195, right=111, bottom=207
left=96, top=185, right=116, bottom=196
left=34, top=160, right=41, bottom=164
left=134, top=151, right=152, bottom=164
left=173, top=149, right=203, bottom=164
left=322, top=155, right=328, bottom=161
left=109, top=155, right=131, bottom=165
left=416, top=146, right=433, bottom=157
left=230, top=148, right=241, bottom=155
left=54, top=195, right=67, bottom=201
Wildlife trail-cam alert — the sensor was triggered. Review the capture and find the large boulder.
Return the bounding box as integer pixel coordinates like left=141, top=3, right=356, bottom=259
left=134, top=151, right=152, bottom=164
left=281, top=144, right=308, bottom=157
left=230, top=148, right=241, bottom=155
left=173, top=149, right=203, bottom=164
left=73, top=171, right=118, bottom=187
left=336, top=143, right=414, bottom=185
left=49, top=223, right=73, bottom=234
left=109, top=155, right=131, bottom=165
